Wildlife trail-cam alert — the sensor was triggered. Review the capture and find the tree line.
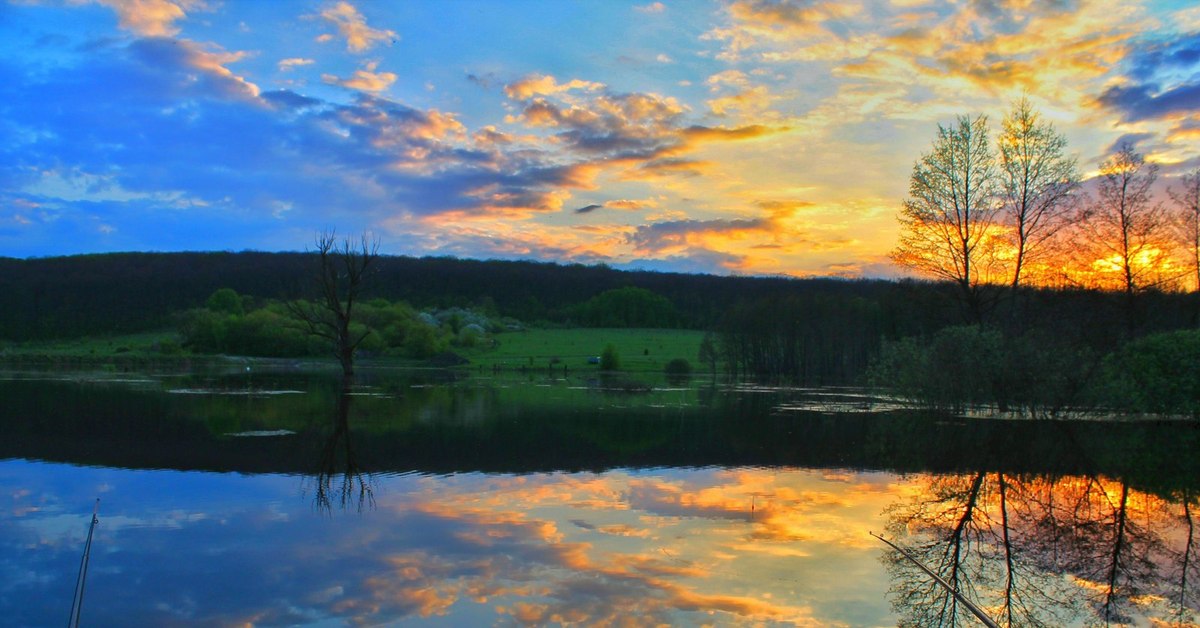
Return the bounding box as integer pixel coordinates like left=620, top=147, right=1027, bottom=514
left=0, top=251, right=876, bottom=340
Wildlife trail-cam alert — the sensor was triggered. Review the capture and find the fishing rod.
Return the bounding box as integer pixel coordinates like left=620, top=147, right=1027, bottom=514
left=68, top=499, right=100, bottom=628
left=871, top=531, right=1001, bottom=628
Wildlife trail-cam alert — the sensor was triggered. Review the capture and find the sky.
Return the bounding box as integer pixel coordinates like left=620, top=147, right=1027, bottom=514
left=2, top=0, right=1199, bottom=278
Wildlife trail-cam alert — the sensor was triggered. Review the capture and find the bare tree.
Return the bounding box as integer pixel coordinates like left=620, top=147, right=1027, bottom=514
left=288, top=230, right=380, bottom=377
left=884, top=473, right=1075, bottom=627
left=1074, top=146, right=1171, bottom=332
left=892, top=115, right=1002, bottom=323
left=1170, top=167, right=1200, bottom=294
left=997, top=97, right=1079, bottom=289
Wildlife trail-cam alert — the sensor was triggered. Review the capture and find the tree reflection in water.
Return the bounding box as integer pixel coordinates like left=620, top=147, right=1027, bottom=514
left=884, top=472, right=1200, bottom=627
left=307, top=377, right=375, bottom=513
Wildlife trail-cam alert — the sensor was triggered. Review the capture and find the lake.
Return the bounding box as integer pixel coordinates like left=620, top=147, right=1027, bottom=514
left=1, top=365, right=1197, bottom=626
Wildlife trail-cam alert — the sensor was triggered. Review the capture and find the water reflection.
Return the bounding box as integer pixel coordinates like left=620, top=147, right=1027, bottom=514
left=1, top=371, right=1199, bottom=625
left=4, top=463, right=1200, bottom=626
left=308, top=378, right=375, bottom=513
left=883, top=473, right=1200, bottom=627
left=2, top=461, right=904, bottom=625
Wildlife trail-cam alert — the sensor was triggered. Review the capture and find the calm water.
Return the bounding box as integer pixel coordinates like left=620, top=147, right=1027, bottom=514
left=1, top=367, right=1197, bottom=626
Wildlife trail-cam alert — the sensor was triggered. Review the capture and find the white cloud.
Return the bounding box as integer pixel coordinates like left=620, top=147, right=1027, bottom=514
left=278, top=57, right=315, bottom=72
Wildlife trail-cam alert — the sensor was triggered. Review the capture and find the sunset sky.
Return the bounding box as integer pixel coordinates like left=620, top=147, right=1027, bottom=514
left=3, top=0, right=1198, bottom=277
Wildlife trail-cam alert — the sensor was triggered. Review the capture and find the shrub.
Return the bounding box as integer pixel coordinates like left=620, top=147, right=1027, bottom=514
left=205, top=288, right=244, bottom=316
left=600, top=343, right=620, bottom=371
left=664, top=358, right=691, bottom=376
left=869, top=325, right=1003, bottom=414
left=1101, top=330, right=1200, bottom=417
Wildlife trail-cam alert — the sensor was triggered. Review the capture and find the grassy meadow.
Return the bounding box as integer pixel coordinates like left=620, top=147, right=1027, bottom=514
left=0, top=331, right=181, bottom=358
left=2, top=327, right=708, bottom=376
left=463, top=328, right=706, bottom=374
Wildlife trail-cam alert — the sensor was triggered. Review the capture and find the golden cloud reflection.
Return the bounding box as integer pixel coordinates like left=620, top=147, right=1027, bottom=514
left=330, top=468, right=909, bottom=625
left=288, top=467, right=1200, bottom=626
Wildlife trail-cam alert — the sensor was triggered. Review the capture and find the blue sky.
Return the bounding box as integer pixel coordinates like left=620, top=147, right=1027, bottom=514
left=2, top=0, right=1198, bottom=276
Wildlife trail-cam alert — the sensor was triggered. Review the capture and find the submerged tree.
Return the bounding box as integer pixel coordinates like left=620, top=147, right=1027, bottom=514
left=883, top=471, right=1198, bottom=627
left=892, top=114, right=1001, bottom=323
left=288, top=231, right=380, bottom=377
left=697, top=332, right=718, bottom=379
left=997, top=98, right=1079, bottom=289
left=310, top=381, right=375, bottom=513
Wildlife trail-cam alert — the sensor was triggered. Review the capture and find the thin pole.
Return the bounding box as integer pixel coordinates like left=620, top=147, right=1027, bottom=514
left=871, top=531, right=1001, bottom=628
left=68, top=499, right=100, bottom=628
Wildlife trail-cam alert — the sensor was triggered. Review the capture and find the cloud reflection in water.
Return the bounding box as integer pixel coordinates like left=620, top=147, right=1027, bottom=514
left=1, top=461, right=901, bottom=626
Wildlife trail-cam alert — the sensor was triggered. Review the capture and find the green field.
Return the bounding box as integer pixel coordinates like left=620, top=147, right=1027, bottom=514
left=0, top=331, right=182, bottom=358
left=2, top=327, right=709, bottom=375
left=458, top=328, right=707, bottom=374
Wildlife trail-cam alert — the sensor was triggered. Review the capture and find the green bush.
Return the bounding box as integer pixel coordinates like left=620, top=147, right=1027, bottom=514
left=664, top=357, right=691, bottom=384
left=869, top=325, right=1003, bottom=414
left=205, top=288, right=244, bottom=316
left=405, top=323, right=444, bottom=359
left=664, top=358, right=691, bottom=376
left=1101, top=330, right=1200, bottom=417
left=600, top=343, right=620, bottom=371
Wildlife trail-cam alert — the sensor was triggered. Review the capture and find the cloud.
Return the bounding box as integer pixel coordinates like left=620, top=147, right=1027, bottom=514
left=621, top=249, right=749, bottom=275
left=322, top=61, right=398, bottom=93
left=726, top=0, right=859, bottom=38
left=1101, top=132, right=1156, bottom=157
left=573, top=197, right=659, bottom=215
left=1125, top=31, right=1200, bottom=82
left=261, top=89, right=322, bottom=109
left=127, top=37, right=260, bottom=100
left=1098, top=82, right=1200, bottom=122
left=706, top=69, right=752, bottom=90
left=503, top=74, right=605, bottom=101
left=1096, top=32, right=1200, bottom=123
left=707, top=85, right=773, bottom=117
left=628, top=217, right=772, bottom=253
left=92, top=0, right=206, bottom=37
left=0, top=36, right=596, bottom=249
left=634, top=2, right=666, bottom=14
left=513, top=92, right=687, bottom=156
left=503, top=75, right=784, bottom=188
left=1167, top=118, right=1200, bottom=143
left=1, top=13, right=782, bottom=271
left=707, top=0, right=1143, bottom=116
left=278, top=57, right=315, bottom=72
left=608, top=198, right=659, bottom=210
left=314, top=1, right=397, bottom=53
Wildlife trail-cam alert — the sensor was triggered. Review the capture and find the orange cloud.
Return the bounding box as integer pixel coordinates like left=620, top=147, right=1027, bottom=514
left=504, top=74, right=605, bottom=101
left=93, top=0, right=205, bottom=37
left=607, top=198, right=660, bottom=211
left=322, top=61, right=397, bottom=93
left=707, top=85, right=774, bottom=117
left=726, top=0, right=860, bottom=38
left=315, top=1, right=397, bottom=53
